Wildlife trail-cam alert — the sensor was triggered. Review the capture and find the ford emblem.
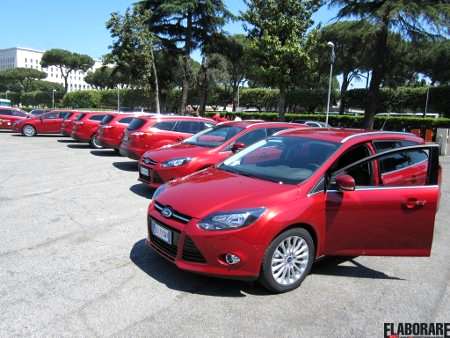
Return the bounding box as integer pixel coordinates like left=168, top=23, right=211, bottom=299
left=161, top=207, right=173, bottom=218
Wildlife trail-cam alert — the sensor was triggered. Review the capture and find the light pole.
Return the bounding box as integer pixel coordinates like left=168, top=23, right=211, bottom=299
left=326, top=41, right=335, bottom=126
left=5, top=90, right=9, bottom=99
left=424, top=86, right=430, bottom=117
left=117, top=86, right=120, bottom=112
left=52, top=89, right=56, bottom=109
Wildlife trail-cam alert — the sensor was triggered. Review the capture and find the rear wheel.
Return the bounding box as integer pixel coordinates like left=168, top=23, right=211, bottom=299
left=22, top=125, right=37, bottom=137
left=259, top=228, right=314, bottom=293
left=90, top=135, right=102, bottom=149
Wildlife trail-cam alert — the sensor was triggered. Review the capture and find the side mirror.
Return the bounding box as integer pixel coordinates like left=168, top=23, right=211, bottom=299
left=336, top=174, right=355, bottom=192
left=231, top=142, right=245, bottom=153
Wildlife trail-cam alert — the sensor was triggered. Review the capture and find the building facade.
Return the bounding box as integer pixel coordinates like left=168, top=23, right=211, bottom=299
left=0, top=47, right=102, bottom=92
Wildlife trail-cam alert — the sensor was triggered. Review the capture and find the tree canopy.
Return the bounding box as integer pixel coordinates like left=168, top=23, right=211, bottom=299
left=0, top=68, right=46, bottom=92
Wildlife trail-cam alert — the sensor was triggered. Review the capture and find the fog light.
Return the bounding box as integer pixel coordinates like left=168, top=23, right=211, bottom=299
left=225, top=253, right=241, bottom=265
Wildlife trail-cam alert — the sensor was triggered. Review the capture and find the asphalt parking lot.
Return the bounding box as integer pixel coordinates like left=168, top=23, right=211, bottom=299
left=0, top=131, right=449, bottom=337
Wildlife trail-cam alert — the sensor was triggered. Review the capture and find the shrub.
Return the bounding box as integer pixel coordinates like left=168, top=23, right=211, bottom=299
left=62, top=90, right=102, bottom=108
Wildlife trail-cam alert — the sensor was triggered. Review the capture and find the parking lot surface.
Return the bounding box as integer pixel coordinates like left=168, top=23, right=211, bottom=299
left=0, top=131, right=449, bottom=337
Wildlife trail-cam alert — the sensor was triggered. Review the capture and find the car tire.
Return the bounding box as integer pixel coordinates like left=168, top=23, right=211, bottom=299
left=90, top=136, right=102, bottom=149
left=22, top=125, right=37, bottom=137
left=259, top=228, right=315, bottom=293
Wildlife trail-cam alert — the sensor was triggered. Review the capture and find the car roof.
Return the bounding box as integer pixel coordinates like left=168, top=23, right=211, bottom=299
left=276, top=128, right=423, bottom=144
left=137, top=114, right=214, bottom=122
left=217, top=121, right=306, bottom=129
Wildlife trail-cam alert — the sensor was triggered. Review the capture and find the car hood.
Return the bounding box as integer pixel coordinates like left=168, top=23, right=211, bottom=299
left=143, top=143, right=213, bottom=162
left=155, top=167, right=298, bottom=219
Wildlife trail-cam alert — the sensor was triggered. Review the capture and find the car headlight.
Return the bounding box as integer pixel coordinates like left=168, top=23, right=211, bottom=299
left=162, top=157, right=192, bottom=168
left=152, top=184, right=167, bottom=201
left=198, top=208, right=265, bottom=231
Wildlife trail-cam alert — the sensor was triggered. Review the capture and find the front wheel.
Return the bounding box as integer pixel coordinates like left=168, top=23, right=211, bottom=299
left=22, top=125, right=37, bottom=137
left=259, top=228, right=315, bottom=293
left=90, top=135, right=103, bottom=149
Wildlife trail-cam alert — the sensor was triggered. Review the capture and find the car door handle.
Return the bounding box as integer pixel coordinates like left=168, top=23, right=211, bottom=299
left=404, top=198, right=427, bottom=209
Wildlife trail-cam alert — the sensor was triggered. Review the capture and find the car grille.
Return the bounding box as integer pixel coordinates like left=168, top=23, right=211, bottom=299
left=143, top=157, right=157, bottom=165
left=148, top=217, right=180, bottom=261
left=153, top=201, right=192, bottom=224
left=182, top=236, right=206, bottom=263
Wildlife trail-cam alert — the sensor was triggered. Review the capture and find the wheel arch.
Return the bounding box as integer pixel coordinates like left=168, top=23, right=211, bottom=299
left=272, top=222, right=319, bottom=258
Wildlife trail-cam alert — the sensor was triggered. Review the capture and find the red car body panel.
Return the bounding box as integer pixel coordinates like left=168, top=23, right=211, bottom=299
left=13, top=110, right=77, bottom=134
left=96, top=113, right=147, bottom=149
left=138, top=121, right=307, bottom=188
left=61, top=111, right=83, bottom=136
left=71, top=112, right=115, bottom=142
left=146, top=129, right=439, bottom=279
left=0, top=107, right=29, bottom=129
left=119, top=116, right=215, bottom=160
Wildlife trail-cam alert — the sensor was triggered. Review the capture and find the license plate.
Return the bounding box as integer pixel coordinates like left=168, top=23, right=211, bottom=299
left=151, top=220, right=172, bottom=244
left=140, top=166, right=149, bottom=177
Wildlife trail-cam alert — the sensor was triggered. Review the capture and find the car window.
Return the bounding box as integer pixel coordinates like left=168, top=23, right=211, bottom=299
left=89, top=115, right=105, bottom=121
left=75, top=113, right=86, bottom=121
left=153, top=121, right=176, bottom=131
left=61, top=112, right=73, bottom=119
left=174, top=121, right=207, bottom=134
left=183, top=125, right=244, bottom=148
left=12, top=110, right=27, bottom=117
left=330, top=143, right=373, bottom=186
left=234, top=128, right=267, bottom=146
left=379, top=149, right=428, bottom=174
left=44, top=112, right=59, bottom=119
left=373, top=140, right=417, bottom=152
left=101, top=115, right=115, bottom=125
left=0, top=109, right=12, bottom=116
left=128, top=118, right=147, bottom=130
left=267, top=128, right=286, bottom=136
left=118, top=117, right=133, bottom=124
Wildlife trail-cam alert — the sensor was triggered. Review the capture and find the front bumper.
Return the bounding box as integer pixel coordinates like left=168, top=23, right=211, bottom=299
left=147, top=206, right=263, bottom=279
left=71, top=131, right=90, bottom=142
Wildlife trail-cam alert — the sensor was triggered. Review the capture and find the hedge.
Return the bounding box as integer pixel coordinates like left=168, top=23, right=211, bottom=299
left=204, top=111, right=450, bottom=130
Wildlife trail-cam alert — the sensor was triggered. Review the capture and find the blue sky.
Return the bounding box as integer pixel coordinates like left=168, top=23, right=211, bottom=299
left=1, top=0, right=338, bottom=59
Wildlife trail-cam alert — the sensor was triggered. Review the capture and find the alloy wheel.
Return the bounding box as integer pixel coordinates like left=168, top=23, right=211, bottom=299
left=23, top=125, right=36, bottom=137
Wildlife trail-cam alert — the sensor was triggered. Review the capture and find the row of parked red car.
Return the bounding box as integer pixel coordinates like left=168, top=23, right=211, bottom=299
left=1, top=106, right=441, bottom=293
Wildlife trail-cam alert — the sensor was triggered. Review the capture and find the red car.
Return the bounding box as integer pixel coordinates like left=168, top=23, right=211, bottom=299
left=95, top=113, right=148, bottom=151
left=61, top=111, right=83, bottom=136
left=146, top=129, right=440, bottom=293
left=13, top=110, right=75, bottom=136
left=119, top=115, right=215, bottom=160
left=71, top=111, right=115, bottom=148
left=0, top=107, right=29, bottom=130
left=138, top=121, right=307, bottom=188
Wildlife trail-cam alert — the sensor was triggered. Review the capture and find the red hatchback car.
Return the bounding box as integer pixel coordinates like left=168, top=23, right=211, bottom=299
left=138, top=121, right=306, bottom=188
left=0, top=107, right=29, bottom=130
left=119, top=115, right=215, bottom=160
left=146, top=129, right=440, bottom=293
left=96, top=113, right=148, bottom=151
left=61, top=111, right=83, bottom=136
left=13, top=110, right=75, bottom=136
left=71, top=111, right=115, bottom=148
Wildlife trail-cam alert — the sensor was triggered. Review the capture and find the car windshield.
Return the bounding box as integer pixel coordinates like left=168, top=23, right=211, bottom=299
left=183, top=125, right=243, bottom=148
left=219, top=136, right=340, bottom=184
left=101, top=114, right=115, bottom=125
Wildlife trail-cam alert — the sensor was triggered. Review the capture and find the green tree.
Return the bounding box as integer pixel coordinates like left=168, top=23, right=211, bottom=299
left=242, top=0, right=321, bottom=120
left=85, top=66, right=122, bottom=89
left=138, top=0, right=231, bottom=112
left=107, top=8, right=161, bottom=113
left=329, top=0, right=450, bottom=128
left=414, top=38, right=450, bottom=85
left=40, top=49, right=94, bottom=94
left=0, top=67, right=46, bottom=92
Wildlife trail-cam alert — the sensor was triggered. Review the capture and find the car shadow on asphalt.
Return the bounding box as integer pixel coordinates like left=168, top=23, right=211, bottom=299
left=67, top=144, right=91, bottom=149
left=57, top=139, right=78, bottom=143
left=312, top=256, right=404, bottom=280
left=90, top=150, right=121, bottom=157
left=130, top=239, right=270, bottom=297
left=129, top=183, right=155, bottom=199
left=112, top=161, right=138, bottom=172
left=0, top=130, right=14, bottom=133
left=12, top=134, right=61, bottom=137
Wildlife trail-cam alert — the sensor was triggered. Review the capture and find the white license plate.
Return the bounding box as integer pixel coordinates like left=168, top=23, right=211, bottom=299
left=151, top=220, right=172, bottom=244
left=140, top=166, right=149, bottom=177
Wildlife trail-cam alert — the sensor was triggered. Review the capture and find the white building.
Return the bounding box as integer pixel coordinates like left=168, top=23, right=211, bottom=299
left=0, top=47, right=102, bottom=92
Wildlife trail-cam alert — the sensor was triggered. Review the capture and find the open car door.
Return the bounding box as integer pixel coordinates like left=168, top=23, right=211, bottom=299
left=324, top=144, right=440, bottom=257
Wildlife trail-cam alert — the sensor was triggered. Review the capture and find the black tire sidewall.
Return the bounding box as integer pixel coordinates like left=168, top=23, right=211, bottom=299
left=260, top=228, right=315, bottom=293
left=90, top=136, right=102, bottom=149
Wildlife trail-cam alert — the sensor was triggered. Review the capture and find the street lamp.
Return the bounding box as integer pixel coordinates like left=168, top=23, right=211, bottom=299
left=52, top=89, right=56, bottom=109
left=326, top=41, right=335, bottom=126
left=117, top=86, right=120, bottom=112
left=5, top=90, right=9, bottom=99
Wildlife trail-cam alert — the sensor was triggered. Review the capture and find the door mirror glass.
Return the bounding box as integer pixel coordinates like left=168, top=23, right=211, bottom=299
left=231, top=142, right=245, bottom=153
left=336, top=174, right=355, bottom=192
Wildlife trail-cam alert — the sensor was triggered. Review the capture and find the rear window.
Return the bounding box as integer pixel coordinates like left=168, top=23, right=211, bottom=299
left=76, top=113, right=86, bottom=121
left=101, top=115, right=115, bottom=125
left=89, top=115, right=106, bottom=121
left=153, top=121, right=176, bottom=131
left=118, top=117, right=133, bottom=124
left=128, top=118, right=147, bottom=131
left=174, top=121, right=209, bottom=134
left=62, top=112, right=73, bottom=120
left=373, top=140, right=417, bottom=152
